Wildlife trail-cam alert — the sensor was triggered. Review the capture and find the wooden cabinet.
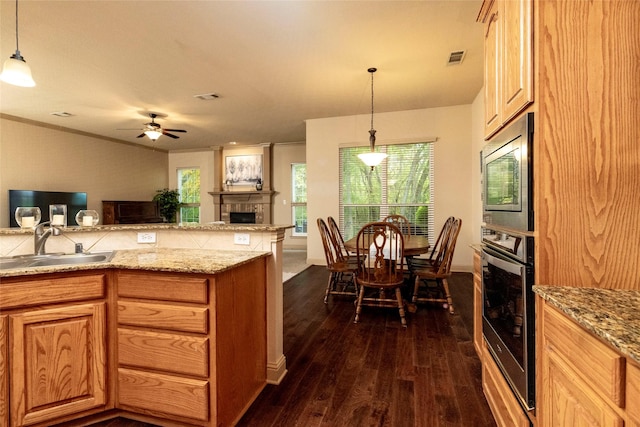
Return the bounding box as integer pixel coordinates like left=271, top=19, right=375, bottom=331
left=473, top=250, right=483, bottom=358
left=0, top=316, right=7, bottom=427
left=482, top=344, right=530, bottom=427
left=0, top=273, right=108, bottom=427
left=116, top=259, right=267, bottom=426
left=478, top=0, right=533, bottom=139
left=102, top=200, right=163, bottom=224
left=537, top=298, right=640, bottom=427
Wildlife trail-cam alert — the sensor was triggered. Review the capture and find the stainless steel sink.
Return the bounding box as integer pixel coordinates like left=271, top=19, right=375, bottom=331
left=0, top=251, right=115, bottom=270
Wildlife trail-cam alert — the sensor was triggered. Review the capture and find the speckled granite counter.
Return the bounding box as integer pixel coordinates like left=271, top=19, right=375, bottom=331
left=534, top=286, right=640, bottom=364
left=0, top=248, right=270, bottom=278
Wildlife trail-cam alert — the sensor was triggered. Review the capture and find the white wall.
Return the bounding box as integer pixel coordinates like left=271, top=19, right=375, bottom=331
left=306, top=105, right=475, bottom=271
left=0, top=116, right=168, bottom=227
left=168, top=149, right=216, bottom=223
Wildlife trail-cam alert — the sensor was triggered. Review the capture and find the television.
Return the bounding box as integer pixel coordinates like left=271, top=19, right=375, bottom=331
left=9, top=190, right=88, bottom=227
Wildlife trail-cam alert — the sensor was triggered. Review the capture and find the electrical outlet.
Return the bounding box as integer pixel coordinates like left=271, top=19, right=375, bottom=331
left=137, top=232, right=157, bottom=243
left=234, top=233, right=250, bottom=245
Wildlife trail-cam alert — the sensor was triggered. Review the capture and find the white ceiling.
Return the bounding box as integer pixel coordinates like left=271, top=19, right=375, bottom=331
left=0, top=0, right=483, bottom=151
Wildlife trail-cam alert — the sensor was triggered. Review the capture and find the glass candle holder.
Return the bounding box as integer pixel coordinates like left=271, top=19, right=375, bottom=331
left=49, top=204, right=67, bottom=227
left=15, top=207, right=42, bottom=228
left=75, top=210, right=99, bottom=227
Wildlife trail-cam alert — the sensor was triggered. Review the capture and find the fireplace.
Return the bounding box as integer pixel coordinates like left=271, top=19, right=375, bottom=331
left=230, top=212, right=256, bottom=224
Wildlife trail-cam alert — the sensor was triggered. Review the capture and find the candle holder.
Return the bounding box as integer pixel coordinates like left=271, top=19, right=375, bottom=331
left=15, top=207, right=41, bottom=229
left=75, top=210, right=99, bottom=227
left=49, top=204, right=67, bottom=227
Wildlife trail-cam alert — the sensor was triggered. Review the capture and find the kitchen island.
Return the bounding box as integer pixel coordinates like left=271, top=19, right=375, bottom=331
left=0, top=224, right=293, bottom=426
left=1, top=247, right=272, bottom=426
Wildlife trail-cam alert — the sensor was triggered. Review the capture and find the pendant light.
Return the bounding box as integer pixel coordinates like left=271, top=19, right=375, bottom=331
left=358, top=67, right=387, bottom=169
left=0, top=0, right=35, bottom=87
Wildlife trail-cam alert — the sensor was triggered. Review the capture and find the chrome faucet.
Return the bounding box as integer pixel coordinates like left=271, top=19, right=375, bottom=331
left=34, top=221, right=62, bottom=255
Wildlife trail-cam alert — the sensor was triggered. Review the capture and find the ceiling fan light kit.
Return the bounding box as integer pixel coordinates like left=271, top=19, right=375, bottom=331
left=0, top=0, right=35, bottom=87
left=358, top=67, right=387, bottom=169
left=119, top=112, right=187, bottom=142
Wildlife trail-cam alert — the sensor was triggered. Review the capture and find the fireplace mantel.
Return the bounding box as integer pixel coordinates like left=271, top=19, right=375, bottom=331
left=209, top=190, right=275, bottom=224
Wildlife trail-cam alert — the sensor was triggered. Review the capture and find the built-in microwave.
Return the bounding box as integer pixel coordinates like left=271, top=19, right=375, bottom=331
left=482, top=113, right=534, bottom=232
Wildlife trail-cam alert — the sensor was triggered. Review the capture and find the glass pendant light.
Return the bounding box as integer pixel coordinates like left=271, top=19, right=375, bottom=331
left=144, top=129, right=163, bottom=141
left=0, top=0, right=36, bottom=87
left=358, top=67, right=387, bottom=169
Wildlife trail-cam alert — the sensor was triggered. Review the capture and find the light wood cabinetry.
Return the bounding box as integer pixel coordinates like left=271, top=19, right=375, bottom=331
left=482, top=344, right=530, bottom=427
left=0, top=316, right=7, bottom=427
left=116, top=259, right=267, bottom=426
left=478, top=0, right=533, bottom=138
left=538, top=298, right=639, bottom=426
left=0, top=273, right=108, bottom=427
left=473, top=250, right=482, bottom=358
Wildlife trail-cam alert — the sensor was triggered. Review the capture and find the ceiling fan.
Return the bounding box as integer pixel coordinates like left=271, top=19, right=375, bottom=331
left=119, top=113, right=186, bottom=141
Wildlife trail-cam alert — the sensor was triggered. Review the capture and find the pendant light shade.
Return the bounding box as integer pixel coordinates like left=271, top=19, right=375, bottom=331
left=144, top=129, right=163, bottom=141
left=358, top=67, right=387, bottom=169
left=0, top=0, right=35, bottom=87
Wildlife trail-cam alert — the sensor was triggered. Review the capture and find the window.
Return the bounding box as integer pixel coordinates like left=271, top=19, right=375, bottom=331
left=339, top=143, right=434, bottom=241
left=291, top=163, right=307, bottom=236
left=177, top=168, right=200, bottom=223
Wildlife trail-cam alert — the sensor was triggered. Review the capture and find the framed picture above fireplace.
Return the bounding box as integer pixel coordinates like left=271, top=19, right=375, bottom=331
left=225, top=154, right=263, bottom=185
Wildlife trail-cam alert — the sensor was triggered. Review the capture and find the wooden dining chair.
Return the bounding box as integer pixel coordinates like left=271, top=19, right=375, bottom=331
left=383, top=214, right=412, bottom=236
left=327, top=216, right=351, bottom=259
left=317, top=218, right=359, bottom=304
left=411, top=217, right=461, bottom=314
left=354, top=221, right=407, bottom=327
left=407, top=216, right=455, bottom=272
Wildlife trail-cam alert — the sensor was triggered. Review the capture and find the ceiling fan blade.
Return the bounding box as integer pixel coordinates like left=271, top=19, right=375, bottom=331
left=163, top=129, right=187, bottom=133
left=117, top=128, right=144, bottom=131
left=136, top=133, right=146, bottom=138
left=163, top=132, right=180, bottom=139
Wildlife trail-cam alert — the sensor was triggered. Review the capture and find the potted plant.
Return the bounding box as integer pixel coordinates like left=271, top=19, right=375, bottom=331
left=153, top=188, right=181, bottom=223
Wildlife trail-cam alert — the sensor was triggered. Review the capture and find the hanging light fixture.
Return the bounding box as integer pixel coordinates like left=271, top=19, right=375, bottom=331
left=358, top=67, right=387, bottom=169
left=0, top=0, right=36, bottom=87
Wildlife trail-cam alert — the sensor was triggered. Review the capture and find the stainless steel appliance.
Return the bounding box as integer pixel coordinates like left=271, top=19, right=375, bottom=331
left=482, top=113, right=534, bottom=231
left=481, top=226, right=535, bottom=411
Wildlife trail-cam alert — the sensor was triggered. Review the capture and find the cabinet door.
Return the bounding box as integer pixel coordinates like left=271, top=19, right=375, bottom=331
left=543, top=350, right=623, bottom=427
left=10, top=303, right=106, bottom=427
left=501, top=0, right=533, bottom=122
left=483, top=0, right=501, bottom=137
left=0, top=316, right=7, bottom=427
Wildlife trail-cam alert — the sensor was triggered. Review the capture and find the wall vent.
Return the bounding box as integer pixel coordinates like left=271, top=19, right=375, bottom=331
left=447, top=50, right=466, bottom=65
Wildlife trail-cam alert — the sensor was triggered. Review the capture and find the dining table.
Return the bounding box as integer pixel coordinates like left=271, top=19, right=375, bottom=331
left=343, top=234, right=431, bottom=257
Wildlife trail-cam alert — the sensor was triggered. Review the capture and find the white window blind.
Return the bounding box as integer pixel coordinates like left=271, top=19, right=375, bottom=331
left=339, top=143, right=435, bottom=242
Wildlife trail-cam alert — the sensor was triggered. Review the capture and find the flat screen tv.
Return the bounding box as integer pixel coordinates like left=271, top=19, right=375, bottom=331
left=9, top=190, right=88, bottom=227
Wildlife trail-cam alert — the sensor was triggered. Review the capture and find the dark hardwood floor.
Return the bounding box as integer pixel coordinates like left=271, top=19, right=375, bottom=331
left=88, top=267, right=495, bottom=427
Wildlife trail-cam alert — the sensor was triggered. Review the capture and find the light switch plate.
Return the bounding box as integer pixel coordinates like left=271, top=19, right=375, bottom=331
left=234, top=233, right=250, bottom=245
left=137, top=232, right=156, bottom=243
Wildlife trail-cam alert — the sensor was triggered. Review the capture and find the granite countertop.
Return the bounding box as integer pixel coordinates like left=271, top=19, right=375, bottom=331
left=0, top=223, right=293, bottom=235
left=0, top=248, right=270, bottom=278
left=534, top=286, right=640, bottom=364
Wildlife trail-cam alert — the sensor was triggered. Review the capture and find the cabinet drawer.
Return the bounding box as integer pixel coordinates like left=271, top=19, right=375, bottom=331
left=544, top=304, right=625, bottom=406
left=482, top=345, right=530, bottom=427
left=118, top=368, right=209, bottom=422
left=117, top=271, right=208, bottom=303
left=0, top=274, right=105, bottom=309
left=628, top=361, right=640, bottom=423
left=118, top=328, right=209, bottom=377
left=118, top=301, right=208, bottom=333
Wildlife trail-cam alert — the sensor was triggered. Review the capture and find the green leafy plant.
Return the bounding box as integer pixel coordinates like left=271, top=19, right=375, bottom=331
left=153, top=188, right=181, bottom=223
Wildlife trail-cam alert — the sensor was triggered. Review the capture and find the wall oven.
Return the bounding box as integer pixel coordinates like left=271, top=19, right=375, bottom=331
left=481, top=226, right=535, bottom=411
left=482, top=112, right=534, bottom=231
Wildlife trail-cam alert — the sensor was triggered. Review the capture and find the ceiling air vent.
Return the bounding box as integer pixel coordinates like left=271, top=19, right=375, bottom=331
left=194, top=93, right=219, bottom=100
left=447, top=50, right=466, bottom=65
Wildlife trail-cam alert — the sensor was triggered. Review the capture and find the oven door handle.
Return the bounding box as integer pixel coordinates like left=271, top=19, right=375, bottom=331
left=483, top=248, right=523, bottom=276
